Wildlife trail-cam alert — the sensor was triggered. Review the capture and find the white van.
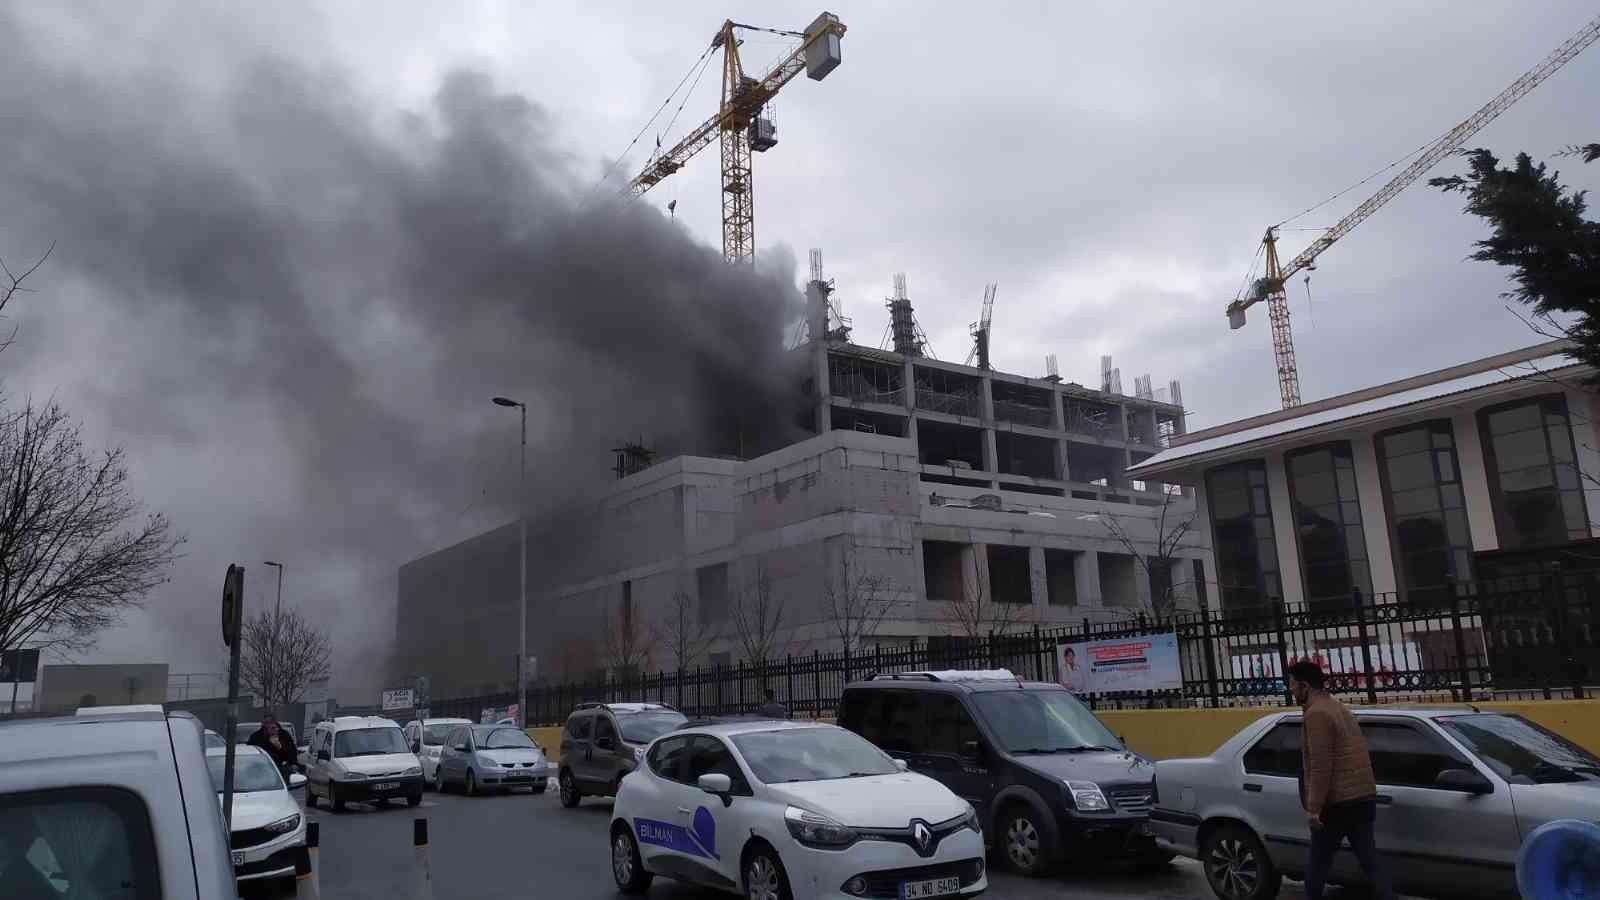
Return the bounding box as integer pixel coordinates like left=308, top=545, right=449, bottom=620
left=305, top=715, right=423, bottom=811
left=0, top=705, right=237, bottom=898
left=403, top=716, right=473, bottom=787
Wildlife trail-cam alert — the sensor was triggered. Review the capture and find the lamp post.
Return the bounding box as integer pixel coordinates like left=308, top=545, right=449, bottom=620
left=492, top=396, right=528, bottom=729
left=263, top=560, right=284, bottom=708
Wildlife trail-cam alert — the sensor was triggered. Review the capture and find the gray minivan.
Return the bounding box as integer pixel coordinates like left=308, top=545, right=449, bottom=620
left=557, top=702, right=686, bottom=808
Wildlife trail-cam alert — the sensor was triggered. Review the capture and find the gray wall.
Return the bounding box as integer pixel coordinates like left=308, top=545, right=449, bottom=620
left=38, top=663, right=169, bottom=713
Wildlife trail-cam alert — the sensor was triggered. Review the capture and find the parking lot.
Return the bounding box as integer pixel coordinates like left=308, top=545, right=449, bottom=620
left=241, top=787, right=1404, bottom=900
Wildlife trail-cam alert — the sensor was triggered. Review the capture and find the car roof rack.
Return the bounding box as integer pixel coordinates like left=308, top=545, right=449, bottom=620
left=868, top=669, right=1021, bottom=683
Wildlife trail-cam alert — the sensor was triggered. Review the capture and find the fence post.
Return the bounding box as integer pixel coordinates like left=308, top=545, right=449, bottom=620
left=1353, top=591, right=1378, bottom=706
left=875, top=643, right=883, bottom=677
left=1449, top=589, right=1471, bottom=702
left=1273, top=599, right=1292, bottom=706
left=987, top=629, right=997, bottom=668
left=812, top=650, right=822, bottom=719
left=785, top=655, right=794, bottom=717
left=1200, top=602, right=1220, bottom=708
left=1033, top=624, right=1044, bottom=682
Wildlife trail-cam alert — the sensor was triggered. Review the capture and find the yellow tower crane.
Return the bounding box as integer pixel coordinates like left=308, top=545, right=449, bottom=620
left=625, top=13, right=846, bottom=264
left=1227, top=13, right=1600, bottom=409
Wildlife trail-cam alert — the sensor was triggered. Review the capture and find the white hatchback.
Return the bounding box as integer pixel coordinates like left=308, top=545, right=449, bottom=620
left=611, top=721, right=988, bottom=900
left=205, top=744, right=307, bottom=884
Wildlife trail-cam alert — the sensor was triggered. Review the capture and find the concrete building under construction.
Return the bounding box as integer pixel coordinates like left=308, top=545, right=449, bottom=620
left=397, top=265, right=1195, bottom=699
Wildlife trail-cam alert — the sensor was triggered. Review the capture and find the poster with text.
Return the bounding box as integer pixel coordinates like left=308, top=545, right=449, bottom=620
left=1056, top=632, right=1182, bottom=694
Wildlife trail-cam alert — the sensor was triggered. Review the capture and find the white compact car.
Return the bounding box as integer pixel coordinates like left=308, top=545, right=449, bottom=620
left=403, top=716, right=474, bottom=787
left=611, top=720, right=987, bottom=900
left=305, top=715, right=424, bottom=810
left=206, top=744, right=308, bottom=883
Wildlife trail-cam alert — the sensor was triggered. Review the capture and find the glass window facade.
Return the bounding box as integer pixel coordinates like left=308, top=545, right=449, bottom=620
left=1478, top=395, right=1589, bottom=549
left=1285, top=442, right=1373, bottom=606
left=1205, top=460, right=1281, bottom=612
left=1376, top=421, right=1474, bottom=600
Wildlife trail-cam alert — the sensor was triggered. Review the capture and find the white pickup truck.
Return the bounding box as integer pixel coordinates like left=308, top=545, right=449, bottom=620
left=0, top=705, right=240, bottom=898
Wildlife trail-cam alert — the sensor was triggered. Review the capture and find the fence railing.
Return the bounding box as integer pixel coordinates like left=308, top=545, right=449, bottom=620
left=430, top=573, right=1600, bottom=726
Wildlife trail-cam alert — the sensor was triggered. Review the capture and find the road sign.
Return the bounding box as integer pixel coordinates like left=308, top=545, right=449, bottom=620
left=0, top=649, right=40, bottom=683
left=222, top=564, right=245, bottom=647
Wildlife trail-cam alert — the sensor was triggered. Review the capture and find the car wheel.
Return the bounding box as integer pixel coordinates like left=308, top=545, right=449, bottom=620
left=304, top=787, right=317, bottom=809
left=998, top=805, right=1053, bottom=876
left=464, top=769, right=477, bottom=796
left=330, top=784, right=345, bottom=813
left=559, top=770, right=580, bottom=808
left=743, top=844, right=792, bottom=900
left=433, top=767, right=446, bottom=793
left=407, top=792, right=422, bottom=808
left=1201, top=824, right=1281, bottom=900
left=612, top=827, right=653, bottom=894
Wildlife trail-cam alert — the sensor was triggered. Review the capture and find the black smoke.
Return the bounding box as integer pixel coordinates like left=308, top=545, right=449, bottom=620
left=0, top=12, right=804, bottom=691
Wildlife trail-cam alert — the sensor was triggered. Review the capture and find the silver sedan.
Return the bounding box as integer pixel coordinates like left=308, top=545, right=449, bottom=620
left=436, top=724, right=552, bottom=795
left=1149, top=707, right=1600, bottom=900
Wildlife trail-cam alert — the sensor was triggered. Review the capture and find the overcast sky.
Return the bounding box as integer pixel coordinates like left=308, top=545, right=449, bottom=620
left=2, top=2, right=1595, bottom=700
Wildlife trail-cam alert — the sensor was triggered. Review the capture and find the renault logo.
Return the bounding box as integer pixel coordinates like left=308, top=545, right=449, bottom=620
left=912, top=820, right=933, bottom=854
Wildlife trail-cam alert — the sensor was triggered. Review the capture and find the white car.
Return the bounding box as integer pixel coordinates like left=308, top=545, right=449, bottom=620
left=403, top=716, right=474, bottom=786
left=205, top=744, right=308, bottom=884
left=610, top=720, right=988, bottom=900
left=304, top=715, right=425, bottom=811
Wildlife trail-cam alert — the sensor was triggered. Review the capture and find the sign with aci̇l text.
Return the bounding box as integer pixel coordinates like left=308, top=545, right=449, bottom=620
left=1056, top=632, right=1181, bottom=694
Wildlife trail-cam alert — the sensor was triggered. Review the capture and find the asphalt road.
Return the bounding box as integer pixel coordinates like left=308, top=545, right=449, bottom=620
left=242, top=786, right=1393, bottom=900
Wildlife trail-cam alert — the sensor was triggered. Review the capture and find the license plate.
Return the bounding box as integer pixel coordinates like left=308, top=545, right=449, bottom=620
left=900, top=876, right=960, bottom=899
left=372, top=781, right=399, bottom=791
left=505, top=772, right=529, bottom=780
left=231, top=850, right=245, bottom=867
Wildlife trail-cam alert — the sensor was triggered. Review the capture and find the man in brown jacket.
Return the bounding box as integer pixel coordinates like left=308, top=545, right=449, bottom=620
left=1290, top=660, right=1392, bottom=899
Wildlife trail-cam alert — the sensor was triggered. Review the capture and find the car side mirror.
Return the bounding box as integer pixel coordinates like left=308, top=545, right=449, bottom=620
left=894, top=759, right=910, bottom=772
left=596, top=736, right=616, bottom=751
left=288, top=773, right=307, bottom=790
left=960, top=740, right=983, bottom=762
left=1435, top=768, right=1493, bottom=794
left=317, top=750, right=331, bottom=761
left=698, top=772, right=733, bottom=806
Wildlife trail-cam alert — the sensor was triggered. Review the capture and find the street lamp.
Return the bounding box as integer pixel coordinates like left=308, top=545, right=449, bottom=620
left=263, top=561, right=284, bottom=618
left=492, top=396, right=528, bottom=729
left=262, top=560, right=284, bottom=710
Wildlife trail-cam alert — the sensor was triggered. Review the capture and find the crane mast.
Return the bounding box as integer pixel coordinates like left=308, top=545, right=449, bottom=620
left=626, top=13, right=846, bottom=264
left=1227, top=13, right=1600, bottom=409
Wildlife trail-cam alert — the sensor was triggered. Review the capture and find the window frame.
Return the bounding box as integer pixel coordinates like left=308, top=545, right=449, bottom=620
left=1205, top=459, right=1282, bottom=612
left=0, top=785, right=164, bottom=899
left=1241, top=719, right=1303, bottom=778
left=1284, top=441, right=1374, bottom=606
left=1374, top=420, right=1475, bottom=600
left=685, top=734, right=754, bottom=796
left=647, top=734, right=692, bottom=782
left=1357, top=718, right=1473, bottom=790
left=595, top=715, right=618, bottom=744
left=1477, top=393, right=1591, bottom=551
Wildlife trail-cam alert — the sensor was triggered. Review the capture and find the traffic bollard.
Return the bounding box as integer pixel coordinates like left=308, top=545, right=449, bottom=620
left=293, top=845, right=319, bottom=900
left=414, top=817, right=433, bottom=900
left=306, top=821, right=321, bottom=897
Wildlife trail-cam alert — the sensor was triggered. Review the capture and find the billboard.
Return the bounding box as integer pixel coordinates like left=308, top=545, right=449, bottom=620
left=381, top=688, right=414, bottom=712
left=1056, top=632, right=1182, bottom=694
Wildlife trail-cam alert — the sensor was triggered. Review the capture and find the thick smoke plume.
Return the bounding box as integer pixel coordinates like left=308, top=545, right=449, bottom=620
left=0, top=12, right=803, bottom=692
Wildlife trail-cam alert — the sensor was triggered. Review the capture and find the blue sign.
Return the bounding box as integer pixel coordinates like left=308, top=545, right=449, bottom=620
left=636, top=807, right=718, bottom=860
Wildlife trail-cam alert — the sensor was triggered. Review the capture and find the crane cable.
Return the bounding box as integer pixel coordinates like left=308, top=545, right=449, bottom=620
left=588, top=42, right=718, bottom=200
left=1272, top=137, right=1435, bottom=230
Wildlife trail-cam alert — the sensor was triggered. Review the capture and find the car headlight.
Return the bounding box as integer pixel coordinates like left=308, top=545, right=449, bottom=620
left=339, top=770, right=367, bottom=781
left=262, top=813, right=301, bottom=834
left=1065, top=781, right=1109, bottom=812
left=402, top=766, right=422, bottom=776
left=961, top=803, right=982, bottom=834
left=784, top=806, right=857, bottom=848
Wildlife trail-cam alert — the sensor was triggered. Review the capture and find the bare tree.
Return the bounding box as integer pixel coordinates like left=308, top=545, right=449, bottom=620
left=1093, top=490, right=1200, bottom=623
left=822, top=551, right=896, bottom=653
left=601, top=596, right=655, bottom=678
left=943, top=547, right=1034, bottom=641
left=729, top=562, right=788, bottom=665
left=236, top=606, right=332, bottom=708
left=0, top=398, right=183, bottom=656
left=0, top=243, right=53, bottom=355
left=657, top=590, right=718, bottom=673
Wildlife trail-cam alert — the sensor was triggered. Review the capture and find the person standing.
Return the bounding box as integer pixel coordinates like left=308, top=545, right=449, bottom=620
left=755, top=689, right=787, bottom=720
left=247, top=713, right=299, bottom=777
left=1288, top=660, right=1392, bottom=900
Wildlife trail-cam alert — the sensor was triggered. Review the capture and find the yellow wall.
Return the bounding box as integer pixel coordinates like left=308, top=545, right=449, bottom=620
left=530, top=700, right=1600, bottom=765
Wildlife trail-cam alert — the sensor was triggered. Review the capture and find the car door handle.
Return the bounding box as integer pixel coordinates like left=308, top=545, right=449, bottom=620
left=676, top=807, right=693, bottom=815
left=1376, top=794, right=1393, bottom=806
left=1243, top=783, right=1262, bottom=793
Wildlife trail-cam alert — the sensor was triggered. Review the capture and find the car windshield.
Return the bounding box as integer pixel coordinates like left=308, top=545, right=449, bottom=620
left=617, top=711, right=688, bottom=744
left=970, top=690, right=1121, bottom=753
left=334, top=727, right=409, bottom=757
left=206, top=753, right=284, bottom=793
left=474, top=727, right=537, bottom=750
left=204, top=731, right=226, bottom=751
left=1436, top=714, right=1600, bottom=785
left=423, top=724, right=457, bottom=746
left=732, top=728, right=899, bottom=784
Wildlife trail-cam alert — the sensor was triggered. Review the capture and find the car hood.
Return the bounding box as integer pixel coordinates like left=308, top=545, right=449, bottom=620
left=767, top=772, right=967, bottom=828
left=216, top=790, right=300, bottom=831
left=478, top=748, right=546, bottom=766
left=1510, top=778, right=1600, bottom=834
left=1008, top=749, right=1155, bottom=786
left=338, top=753, right=418, bottom=776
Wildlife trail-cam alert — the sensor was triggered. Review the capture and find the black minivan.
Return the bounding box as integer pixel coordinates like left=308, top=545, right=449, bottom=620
left=838, top=671, right=1169, bottom=876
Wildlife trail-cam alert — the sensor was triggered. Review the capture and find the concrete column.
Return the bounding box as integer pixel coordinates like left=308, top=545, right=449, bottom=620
left=980, top=375, right=995, bottom=422
left=1074, top=550, right=1103, bottom=609
left=1054, top=437, right=1070, bottom=482
left=962, top=542, right=990, bottom=607
left=1452, top=408, right=1499, bottom=551
left=1265, top=451, right=1306, bottom=605
left=982, top=429, right=998, bottom=476
left=813, top=342, right=831, bottom=434
left=1116, top=402, right=1134, bottom=488
left=903, top=361, right=916, bottom=414
left=1028, top=546, right=1048, bottom=609
left=1132, top=560, right=1153, bottom=617
left=1350, top=435, right=1398, bottom=598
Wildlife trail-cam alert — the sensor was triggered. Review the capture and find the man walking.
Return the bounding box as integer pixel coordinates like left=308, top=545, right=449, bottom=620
left=1289, top=660, right=1392, bottom=900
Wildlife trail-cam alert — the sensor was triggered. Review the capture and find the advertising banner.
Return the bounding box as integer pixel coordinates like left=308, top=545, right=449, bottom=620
left=381, top=688, right=414, bottom=711
left=1056, top=632, right=1182, bottom=694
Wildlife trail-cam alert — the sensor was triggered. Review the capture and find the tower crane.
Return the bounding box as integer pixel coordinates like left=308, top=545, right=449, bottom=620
left=967, top=283, right=998, bottom=370
left=625, top=13, right=846, bottom=265
left=1226, top=13, right=1600, bottom=409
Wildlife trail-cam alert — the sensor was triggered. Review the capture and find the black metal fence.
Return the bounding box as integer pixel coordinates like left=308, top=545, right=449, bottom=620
left=430, top=573, right=1600, bottom=726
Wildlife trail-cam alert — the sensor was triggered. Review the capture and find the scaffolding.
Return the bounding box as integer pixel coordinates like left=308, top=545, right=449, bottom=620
left=829, top=354, right=903, bottom=406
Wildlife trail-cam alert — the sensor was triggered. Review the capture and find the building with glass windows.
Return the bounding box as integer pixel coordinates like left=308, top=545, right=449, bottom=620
left=1128, top=340, right=1599, bottom=614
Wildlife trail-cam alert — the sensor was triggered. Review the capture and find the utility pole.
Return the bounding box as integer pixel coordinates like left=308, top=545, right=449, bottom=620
left=492, top=397, right=529, bottom=728
left=264, top=560, right=284, bottom=707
